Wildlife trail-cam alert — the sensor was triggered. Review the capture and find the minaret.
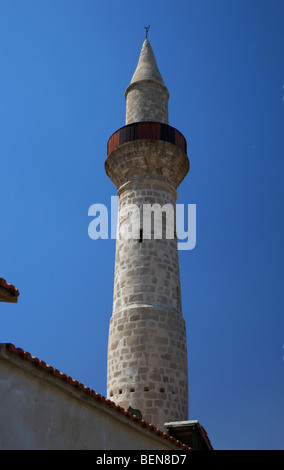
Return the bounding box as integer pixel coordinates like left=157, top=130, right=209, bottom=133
left=105, top=38, right=190, bottom=431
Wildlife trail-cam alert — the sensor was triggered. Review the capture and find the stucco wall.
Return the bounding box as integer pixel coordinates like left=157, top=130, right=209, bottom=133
left=0, top=347, right=183, bottom=450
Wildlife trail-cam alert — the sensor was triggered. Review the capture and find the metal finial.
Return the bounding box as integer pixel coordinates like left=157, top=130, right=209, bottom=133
left=144, top=25, right=150, bottom=39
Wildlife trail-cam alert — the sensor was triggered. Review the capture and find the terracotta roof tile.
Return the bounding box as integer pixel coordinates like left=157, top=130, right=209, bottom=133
left=4, top=343, right=191, bottom=450
left=0, top=278, right=20, bottom=300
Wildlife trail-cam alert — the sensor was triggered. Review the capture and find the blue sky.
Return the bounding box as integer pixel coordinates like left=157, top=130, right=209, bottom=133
left=0, top=0, right=283, bottom=450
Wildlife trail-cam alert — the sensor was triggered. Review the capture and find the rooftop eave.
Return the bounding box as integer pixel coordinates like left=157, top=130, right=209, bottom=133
left=0, top=286, right=19, bottom=303
left=0, top=343, right=191, bottom=451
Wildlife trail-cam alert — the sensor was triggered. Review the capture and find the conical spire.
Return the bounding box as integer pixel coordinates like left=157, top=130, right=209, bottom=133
left=125, top=39, right=169, bottom=125
left=130, top=39, right=165, bottom=86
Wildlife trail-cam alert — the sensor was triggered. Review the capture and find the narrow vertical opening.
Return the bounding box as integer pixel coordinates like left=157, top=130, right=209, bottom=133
left=139, top=228, right=143, bottom=243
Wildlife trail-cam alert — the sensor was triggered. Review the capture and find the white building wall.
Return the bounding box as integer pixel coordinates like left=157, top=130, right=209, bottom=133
left=0, top=346, right=184, bottom=450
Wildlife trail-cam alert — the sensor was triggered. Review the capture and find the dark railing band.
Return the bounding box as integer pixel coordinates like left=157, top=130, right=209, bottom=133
left=107, top=122, right=187, bottom=156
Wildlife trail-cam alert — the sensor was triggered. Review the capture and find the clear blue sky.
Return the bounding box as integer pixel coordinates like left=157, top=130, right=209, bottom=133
left=0, top=0, right=283, bottom=450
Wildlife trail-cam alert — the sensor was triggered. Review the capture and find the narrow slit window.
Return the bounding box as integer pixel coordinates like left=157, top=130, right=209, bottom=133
left=139, top=228, right=143, bottom=243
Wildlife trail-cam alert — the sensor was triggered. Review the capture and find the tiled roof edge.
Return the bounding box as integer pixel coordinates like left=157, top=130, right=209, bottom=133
left=4, top=343, right=191, bottom=450
left=0, top=278, right=20, bottom=298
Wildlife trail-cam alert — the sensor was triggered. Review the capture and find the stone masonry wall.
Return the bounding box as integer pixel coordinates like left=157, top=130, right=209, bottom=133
left=107, top=182, right=188, bottom=431
left=107, top=306, right=188, bottom=432
left=125, top=81, right=169, bottom=125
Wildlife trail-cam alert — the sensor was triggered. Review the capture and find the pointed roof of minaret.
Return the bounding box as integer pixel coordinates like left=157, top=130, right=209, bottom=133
left=130, top=39, right=165, bottom=86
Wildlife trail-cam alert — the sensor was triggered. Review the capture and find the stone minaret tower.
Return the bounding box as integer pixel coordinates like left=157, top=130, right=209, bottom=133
left=105, top=38, right=190, bottom=431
